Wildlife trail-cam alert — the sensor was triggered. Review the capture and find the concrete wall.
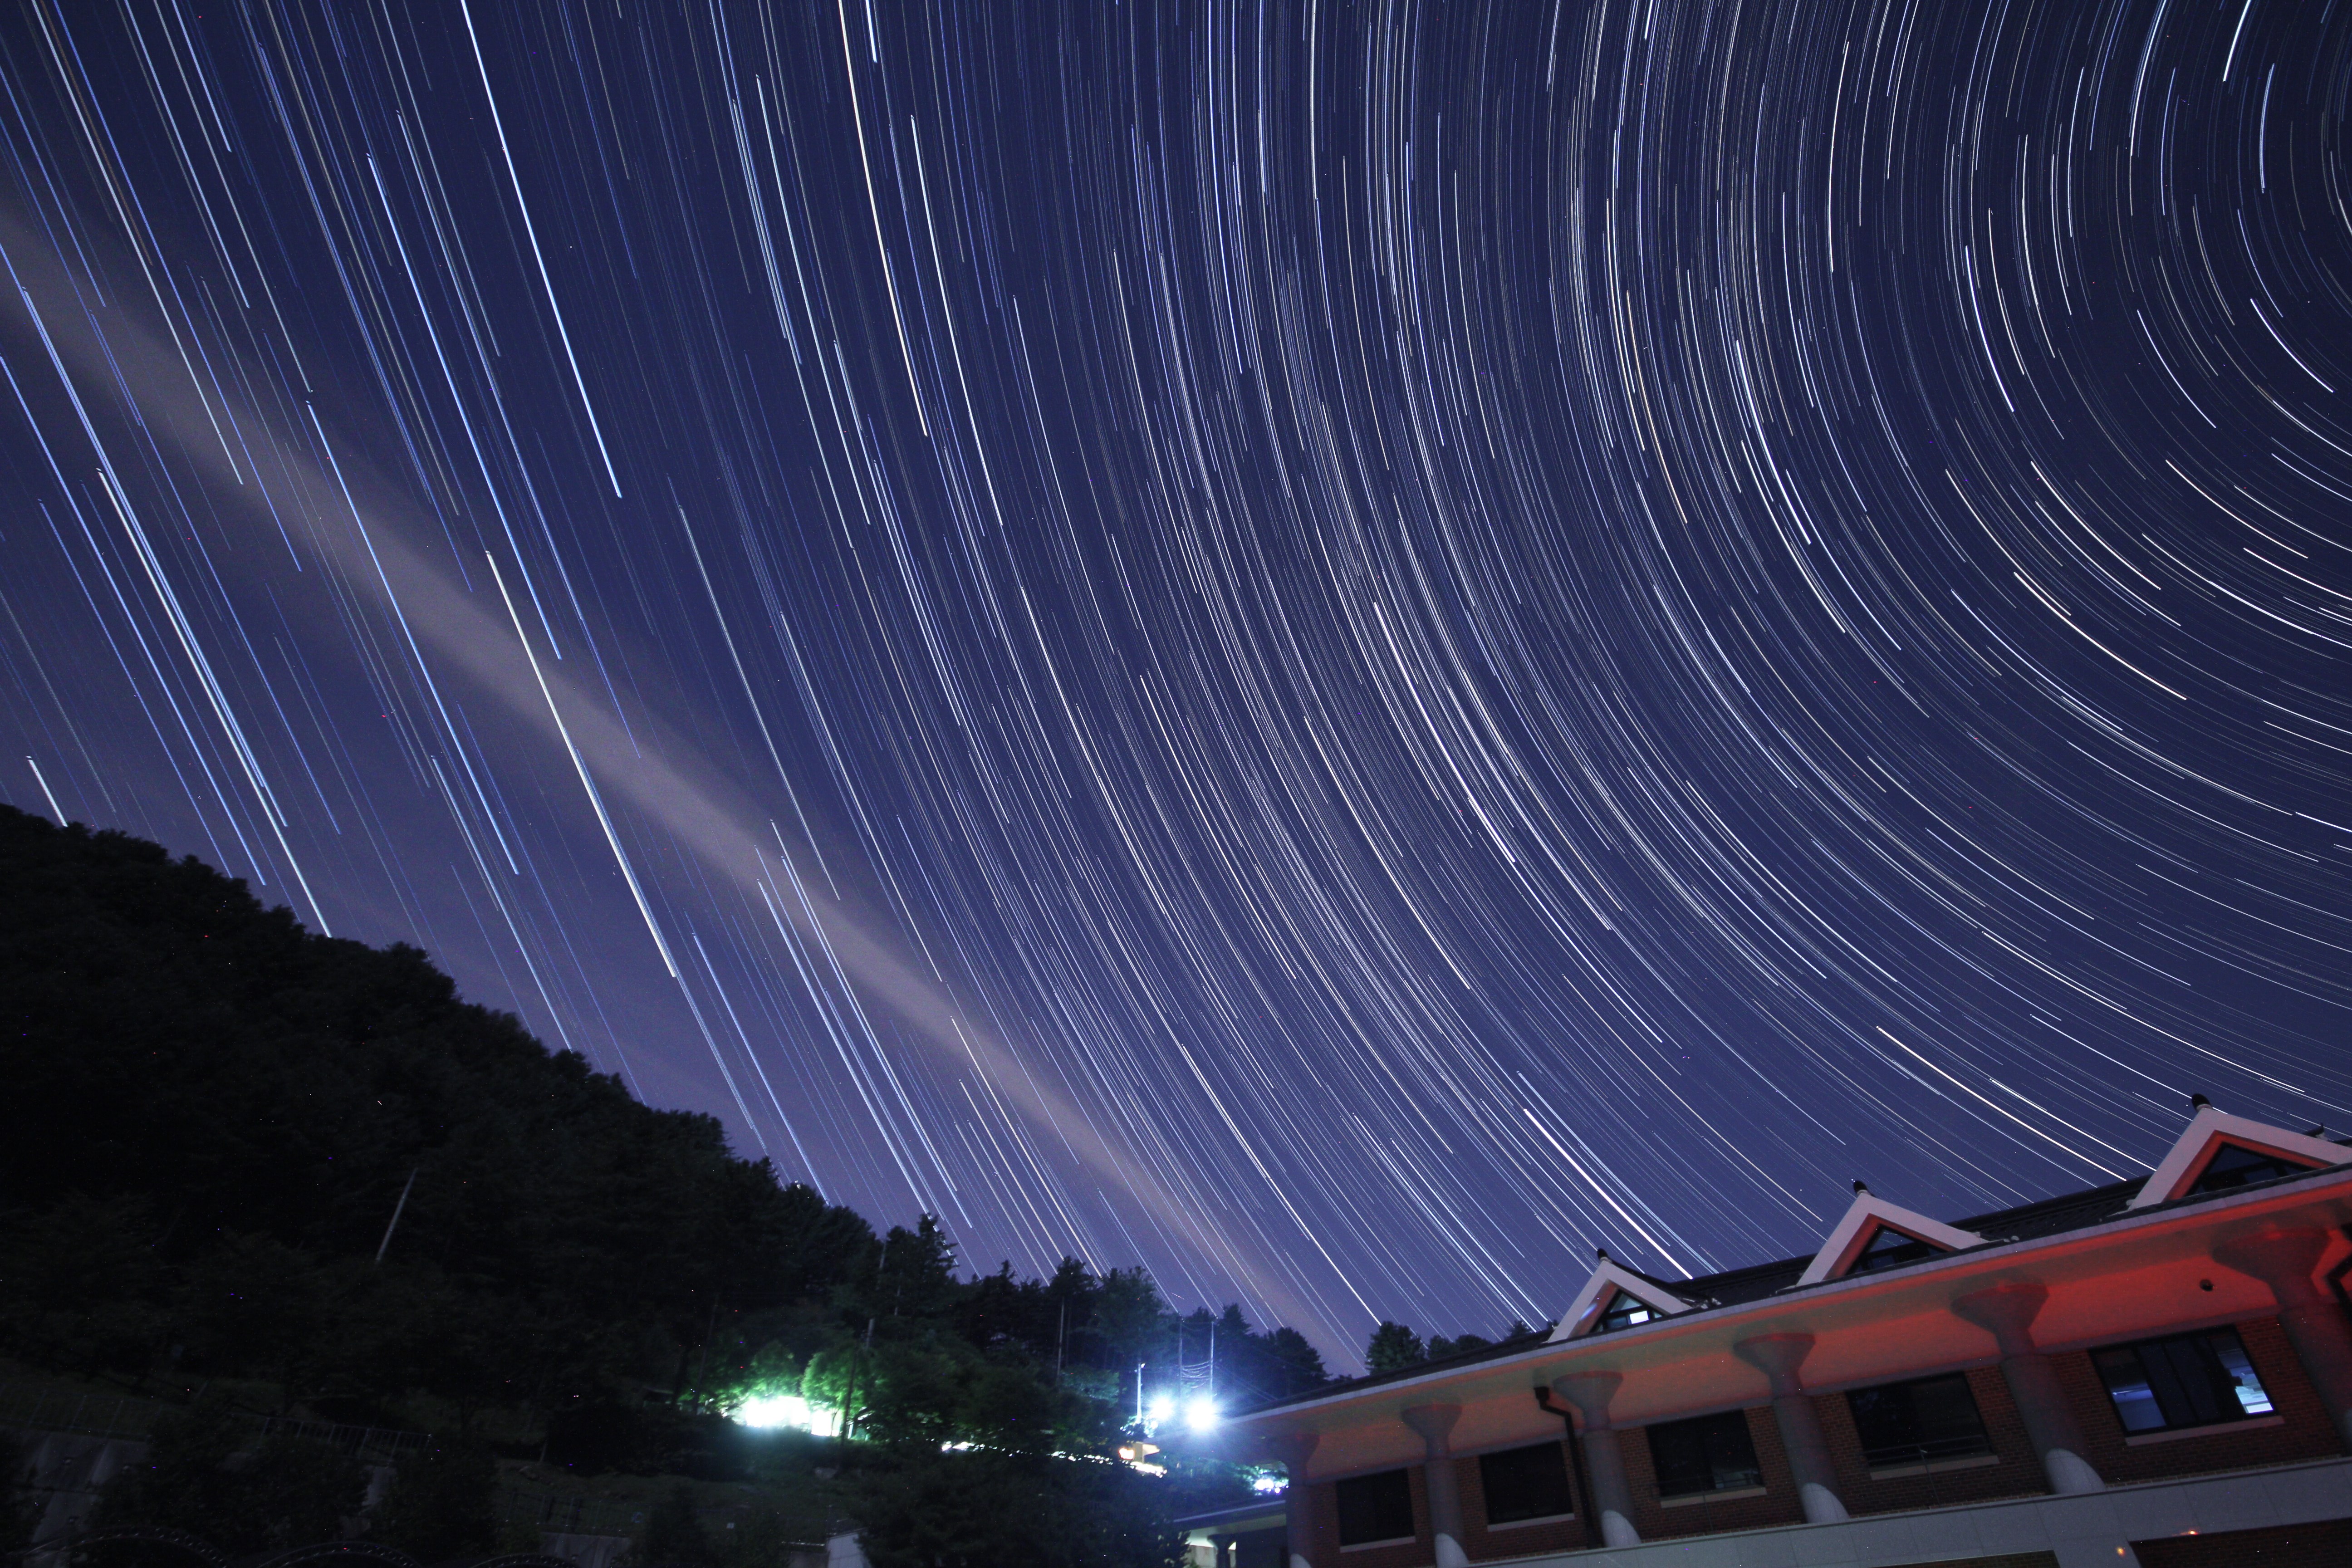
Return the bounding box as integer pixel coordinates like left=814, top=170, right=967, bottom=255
left=8, top=1427, right=148, bottom=1568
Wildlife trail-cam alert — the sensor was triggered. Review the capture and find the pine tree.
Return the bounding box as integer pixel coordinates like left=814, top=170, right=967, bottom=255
left=1364, top=1322, right=1426, bottom=1372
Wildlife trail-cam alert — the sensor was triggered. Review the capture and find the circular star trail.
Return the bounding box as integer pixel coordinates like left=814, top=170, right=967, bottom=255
left=0, top=0, right=2348, bottom=1365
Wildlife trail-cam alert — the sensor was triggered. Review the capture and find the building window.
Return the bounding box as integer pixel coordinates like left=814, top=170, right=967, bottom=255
left=1232, top=1527, right=1286, bottom=1568
left=1846, top=1373, right=1994, bottom=1470
left=1595, top=1290, right=1661, bottom=1333
left=1335, top=1469, right=1415, bottom=1546
left=1646, top=1411, right=1763, bottom=1498
left=2092, top=1328, right=2275, bottom=1434
left=1848, top=1224, right=1938, bottom=1274
left=1478, top=1441, right=1573, bottom=1524
left=2187, top=1141, right=2318, bottom=1196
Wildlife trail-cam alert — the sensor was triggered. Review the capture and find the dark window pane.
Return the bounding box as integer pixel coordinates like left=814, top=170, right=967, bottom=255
left=1646, top=1411, right=1762, bottom=1498
left=1336, top=1469, right=1415, bottom=1545
left=1846, top=1384, right=1908, bottom=1451
left=1479, top=1442, right=1573, bottom=1524
left=1846, top=1374, right=1991, bottom=1468
left=1596, top=1291, right=1660, bottom=1333
left=2188, top=1142, right=2317, bottom=1195
left=2094, top=1329, right=2273, bottom=1433
left=1235, top=1528, right=1285, bottom=1568
left=2093, top=1346, right=2166, bottom=1432
left=1909, top=1373, right=1994, bottom=1453
left=1848, top=1225, right=1939, bottom=1274
left=2141, top=1337, right=2233, bottom=1427
left=1647, top=1418, right=1716, bottom=1498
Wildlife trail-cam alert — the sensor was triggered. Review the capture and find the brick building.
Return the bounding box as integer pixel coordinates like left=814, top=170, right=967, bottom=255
left=1185, top=1102, right=2352, bottom=1568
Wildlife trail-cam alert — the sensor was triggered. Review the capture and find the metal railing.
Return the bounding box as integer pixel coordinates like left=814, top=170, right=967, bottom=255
left=1859, top=1433, right=1997, bottom=1470
left=0, top=1384, right=165, bottom=1441
left=251, top=1412, right=432, bottom=1461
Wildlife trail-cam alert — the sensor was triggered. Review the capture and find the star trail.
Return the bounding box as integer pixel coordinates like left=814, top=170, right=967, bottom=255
left=1, top=0, right=2348, bottom=1369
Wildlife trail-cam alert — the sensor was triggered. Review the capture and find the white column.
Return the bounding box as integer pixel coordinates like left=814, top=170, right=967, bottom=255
left=1552, top=1371, right=1640, bottom=1546
left=1264, top=1431, right=1320, bottom=1568
left=1952, top=1282, right=2105, bottom=1494
left=1733, top=1333, right=1849, bottom=1523
left=1399, top=1406, right=1468, bottom=1568
left=2212, top=1226, right=2352, bottom=1452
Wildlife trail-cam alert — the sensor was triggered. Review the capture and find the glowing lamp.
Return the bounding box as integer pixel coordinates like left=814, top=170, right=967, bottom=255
left=733, top=1394, right=840, bottom=1436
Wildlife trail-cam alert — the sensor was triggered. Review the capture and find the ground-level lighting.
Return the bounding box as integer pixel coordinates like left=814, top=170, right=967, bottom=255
left=733, top=1393, right=842, bottom=1435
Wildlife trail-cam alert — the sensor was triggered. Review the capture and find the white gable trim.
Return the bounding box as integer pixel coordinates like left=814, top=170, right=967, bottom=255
left=1795, top=1193, right=1984, bottom=1286
left=2124, top=1107, right=2350, bottom=1210
left=1548, top=1259, right=1693, bottom=1341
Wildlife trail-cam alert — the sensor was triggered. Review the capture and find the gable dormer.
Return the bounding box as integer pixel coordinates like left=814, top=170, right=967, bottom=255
left=2124, top=1100, right=2349, bottom=1210
left=1547, top=1253, right=1694, bottom=1341
left=1794, top=1186, right=1984, bottom=1286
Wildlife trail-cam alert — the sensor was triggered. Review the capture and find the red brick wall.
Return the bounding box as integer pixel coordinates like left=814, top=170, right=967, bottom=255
left=1454, top=1445, right=1586, bottom=1561
left=2059, top=1316, right=2342, bottom=1485
left=1817, top=1366, right=2046, bottom=1514
left=1619, top=1406, right=1806, bottom=1541
left=2133, top=1519, right=2352, bottom=1566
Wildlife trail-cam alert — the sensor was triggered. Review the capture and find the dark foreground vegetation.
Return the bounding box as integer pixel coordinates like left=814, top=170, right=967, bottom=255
left=0, top=805, right=1332, bottom=1566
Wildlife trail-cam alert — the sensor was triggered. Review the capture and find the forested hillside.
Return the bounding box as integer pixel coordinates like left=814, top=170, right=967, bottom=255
left=0, top=804, right=1325, bottom=1562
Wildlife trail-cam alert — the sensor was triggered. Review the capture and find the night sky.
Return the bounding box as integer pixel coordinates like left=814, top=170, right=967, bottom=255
left=1, top=0, right=2348, bottom=1369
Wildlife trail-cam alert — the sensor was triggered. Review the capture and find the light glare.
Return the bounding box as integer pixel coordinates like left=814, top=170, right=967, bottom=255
left=734, top=1393, right=840, bottom=1435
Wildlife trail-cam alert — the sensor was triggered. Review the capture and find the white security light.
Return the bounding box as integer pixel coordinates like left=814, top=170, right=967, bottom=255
left=733, top=1394, right=840, bottom=1436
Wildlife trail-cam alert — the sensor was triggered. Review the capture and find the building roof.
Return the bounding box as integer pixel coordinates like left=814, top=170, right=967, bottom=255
left=1231, top=1125, right=2351, bottom=1419
left=1172, top=1499, right=1289, bottom=1535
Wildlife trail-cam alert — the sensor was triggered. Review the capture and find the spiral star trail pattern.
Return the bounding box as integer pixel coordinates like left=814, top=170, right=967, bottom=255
left=1, top=0, right=2349, bottom=1366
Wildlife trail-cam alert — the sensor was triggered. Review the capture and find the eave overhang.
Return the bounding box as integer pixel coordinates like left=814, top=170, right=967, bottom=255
left=1214, top=1163, right=2352, bottom=1480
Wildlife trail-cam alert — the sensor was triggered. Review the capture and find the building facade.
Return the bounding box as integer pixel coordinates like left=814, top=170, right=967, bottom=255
left=1191, top=1102, right=2352, bottom=1568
